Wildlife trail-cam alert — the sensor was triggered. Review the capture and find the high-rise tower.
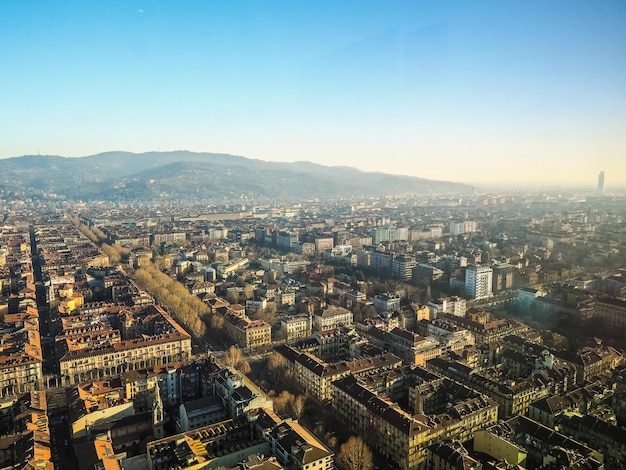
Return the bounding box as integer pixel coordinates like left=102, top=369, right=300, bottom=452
left=597, top=171, right=605, bottom=194
left=465, top=264, right=493, bottom=299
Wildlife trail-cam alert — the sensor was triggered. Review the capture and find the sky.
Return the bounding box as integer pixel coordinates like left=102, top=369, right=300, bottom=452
left=1, top=1, right=625, bottom=187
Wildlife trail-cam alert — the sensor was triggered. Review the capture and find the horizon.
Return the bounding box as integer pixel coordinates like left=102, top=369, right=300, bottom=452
left=3, top=149, right=622, bottom=190
left=2, top=1, right=625, bottom=185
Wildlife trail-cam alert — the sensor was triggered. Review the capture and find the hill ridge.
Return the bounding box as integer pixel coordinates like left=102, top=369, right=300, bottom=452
left=0, top=151, right=473, bottom=201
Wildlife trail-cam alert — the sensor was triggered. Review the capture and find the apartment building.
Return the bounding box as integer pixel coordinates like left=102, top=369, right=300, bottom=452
left=312, top=306, right=353, bottom=331
left=274, top=344, right=402, bottom=402
left=0, top=307, right=43, bottom=397
left=594, top=296, right=626, bottom=337
left=465, top=265, right=493, bottom=299
left=428, top=357, right=552, bottom=418
left=373, top=292, right=401, bottom=313
left=332, top=369, right=498, bottom=469
left=386, top=328, right=443, bottom=366
left=554, top=346, right=623, bottom=385
left=223, top=313, right=272, bottom=349
left=280, top=313, right=312, bottom=341
left=57, top=305, right=192, bottom=386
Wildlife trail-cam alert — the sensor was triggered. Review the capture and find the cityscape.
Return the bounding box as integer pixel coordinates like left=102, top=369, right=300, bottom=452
left=0, top=164, right=625, bottom=469
left=2, top=1, right=626, bottom=469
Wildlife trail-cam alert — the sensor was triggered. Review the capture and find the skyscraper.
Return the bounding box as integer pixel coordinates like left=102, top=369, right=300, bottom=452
left=597, top=171, right=605, bottom=194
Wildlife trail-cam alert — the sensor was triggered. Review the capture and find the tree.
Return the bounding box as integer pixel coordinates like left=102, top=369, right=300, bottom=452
left=289, top=394, right=305, bottom=419
left=209, top=314, right=224, bottom=330
left=337, top=436, right=373, bottom=470
left=225, top=345, right=251, bottom=375
left=225, top=345, right=243, bottom=368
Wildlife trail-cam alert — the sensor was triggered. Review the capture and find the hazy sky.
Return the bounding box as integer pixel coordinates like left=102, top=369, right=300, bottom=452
left=2, top=1, right=625, bottom=186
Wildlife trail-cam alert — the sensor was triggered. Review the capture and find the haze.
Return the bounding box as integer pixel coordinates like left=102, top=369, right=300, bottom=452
left=1, top=1, right=625, bottom=186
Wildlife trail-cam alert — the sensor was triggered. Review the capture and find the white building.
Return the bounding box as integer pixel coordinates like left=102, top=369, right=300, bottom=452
left=449, top=221, right=477, bottom=235
left=465, top=265, right=493, bottom=299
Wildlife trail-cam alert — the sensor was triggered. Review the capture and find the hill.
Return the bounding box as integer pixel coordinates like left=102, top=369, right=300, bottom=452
left=0, top=151, right=473, bottom=201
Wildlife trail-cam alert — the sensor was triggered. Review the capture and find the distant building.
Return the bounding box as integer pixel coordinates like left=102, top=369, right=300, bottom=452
left=597, top=170, right=605, bottom=194
left=391, top=255, right=416, bottom=280
left=449, top=221, right=477, bottom=235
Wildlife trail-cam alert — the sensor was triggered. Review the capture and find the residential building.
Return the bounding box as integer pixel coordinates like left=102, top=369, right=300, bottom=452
left=373, top=292, right=401, bottom=313
left=312, top=306, right=353, bottom=331
left=492, top=263, right=515, bottom=292
left=332, top=369, right=498, bottom=469
left=465, top=265, right=493, bottom=299
left=280, top=314, right=312, bottom=342
left=223, top=313, right=272, bottom=349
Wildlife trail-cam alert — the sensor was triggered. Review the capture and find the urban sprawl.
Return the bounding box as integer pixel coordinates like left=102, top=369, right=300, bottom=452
left=1, top=189, right=626, bottom=470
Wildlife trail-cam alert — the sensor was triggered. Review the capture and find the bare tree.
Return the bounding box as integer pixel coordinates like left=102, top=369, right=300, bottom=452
left=225, top=345, right=251, bottom=375
left=225, top=345, right=243, bottom=368
left=210, top=313, right=224, bottom=330
left=337, top=436, right=373, bottom=470
left=290, top=394, right=305, bottom=419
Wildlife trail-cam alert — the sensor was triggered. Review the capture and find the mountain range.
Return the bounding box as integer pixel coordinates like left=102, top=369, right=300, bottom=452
left=0, top=151, right=473, bottom=201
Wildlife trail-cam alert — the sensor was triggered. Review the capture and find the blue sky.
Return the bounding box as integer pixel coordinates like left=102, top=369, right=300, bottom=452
left=1, top=1, right=625, bottom=186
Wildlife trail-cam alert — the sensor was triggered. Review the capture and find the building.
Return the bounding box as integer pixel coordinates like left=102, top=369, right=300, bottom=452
left=314, top=236, right=334, bottom=254
left=265, top=419, right=334, bottom=470
left=413, top=264, right=445, bottom=283
left=332, top=369, right=498, bottom=469
left=465, top=265, right=493, bottom=300
left=449, top=221, right=477, bottom=235
left=428, top=357, right=553, bottom=418
left=597, top=170, right=605, bottom=194
left=312, top=306, right=353, bottom=331
left=492, top=263, right=515, bottom=292
left=425, top=440, right=482, bottom=470
left=212, top=367, right=273, bottom=418
left=146, top=417, right=268, bottom=470
left=391, top=255, right=416, bottom=281
left=274, top=344, right=402, bottom=402
left=280, top=314, right=312, bottom=342
left=0, top=307, right=43, bottom=397
left=594, top=296, right=626, bottom=338
left=66, top=384, right=135, bottom=440
left=373, top=293, right=401, bottom=313
left=178, top=396, right=227, bottom=432
left=57, top=305, right=192, bottom=386
left=386, top=328, right=443, bottom=366
left=223, top=313, right=272, bottom=350
left=427, top=296, right=467, bottom=318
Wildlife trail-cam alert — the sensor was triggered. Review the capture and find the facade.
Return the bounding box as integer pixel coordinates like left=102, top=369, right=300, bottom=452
left=387, top=328, right=443, bottom=366
left=223, top=313, right=272, bottom=349
left=594, top=297, right=626, bottom=337
left=449, top=221, right=477, bottom=235
left=314, top=236, right=334, bottom=254
left=280, top=314, right=312, bottom=341
left=332, top=369, right=498, bottom=469
left=57, top=305, right=192, bottom=386
left=492, top=263, right=515, bottom=292
left=178, top=396, right=227, bottom=432
left=391, top=255, right=416, bottom=280
left=427, top=296, right=467, bottom=318
left=313, top=306, right=353, bottom=331
left=465, top=265, right=493, bottom=300
left=374, top=293, right=402, bottom=313
left=274, top=344, right=402, bottom=402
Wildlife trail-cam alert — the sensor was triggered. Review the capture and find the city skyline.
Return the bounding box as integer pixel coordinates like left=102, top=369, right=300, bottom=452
left=2, top=1, right=625, bottom=186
